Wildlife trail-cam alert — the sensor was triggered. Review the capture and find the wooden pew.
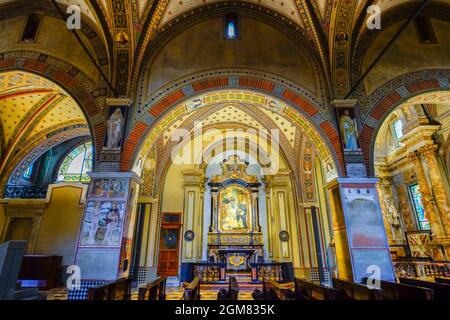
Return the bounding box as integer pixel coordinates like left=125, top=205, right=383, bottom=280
left=183, top=277, right=201, bottom=300
left=217, top=276, right=239, bottom=300
left=361, top=278, right=434, bottom=300
left=332, top=278, right=382, bottom=300
left=435, top=277, right=450, bottom=285
left=399, top=277, right=450, bottom=300
left=260, top=279, right=294, bottom=300
left=295, top=278, right=346, bottom=300
left=87, top=277, right=132, bottom=300
left=138, top=276, right=167, bottom=300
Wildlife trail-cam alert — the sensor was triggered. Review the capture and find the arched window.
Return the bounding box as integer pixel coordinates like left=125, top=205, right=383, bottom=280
left=225, top=13, right=239, bottom=40
left=393, top=120, right=403, bottom=140
left=57, top=142, right=93, bottom=183
left=408, top=184, right=430, bottom=230
left=21, top=14, right=42, bottom=43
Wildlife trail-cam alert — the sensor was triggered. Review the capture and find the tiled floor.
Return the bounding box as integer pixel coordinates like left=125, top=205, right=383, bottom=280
left=45, top=283, right=259, bottom=300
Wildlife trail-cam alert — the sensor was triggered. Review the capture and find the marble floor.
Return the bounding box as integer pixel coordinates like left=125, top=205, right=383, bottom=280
left=44, top=283, right=259, bottom=301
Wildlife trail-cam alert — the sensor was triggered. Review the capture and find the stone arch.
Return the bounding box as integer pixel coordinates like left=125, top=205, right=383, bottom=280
left=0, top=51, right=108, bottom=166
left=358, top=69, right=450, bottom=176
left=122, top=70, right=344, bottom=175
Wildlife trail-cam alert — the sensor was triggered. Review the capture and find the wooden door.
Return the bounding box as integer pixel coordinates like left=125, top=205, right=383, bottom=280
left=157, top=213, right=181, bottom=276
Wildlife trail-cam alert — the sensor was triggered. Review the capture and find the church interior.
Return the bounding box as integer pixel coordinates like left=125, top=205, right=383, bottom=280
left=0, top=0, right=449, bottom=301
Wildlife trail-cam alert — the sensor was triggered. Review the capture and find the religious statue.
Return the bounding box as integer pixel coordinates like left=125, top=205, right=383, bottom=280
left=385, top=199, right=400, bottom=228
left=339, top=110, right=359, bottom=150
left=106, top=108, right=124, bottom=150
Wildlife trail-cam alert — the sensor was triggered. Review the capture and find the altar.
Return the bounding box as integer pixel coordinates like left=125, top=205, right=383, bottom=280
left=207, top=156, right=264, bottom=271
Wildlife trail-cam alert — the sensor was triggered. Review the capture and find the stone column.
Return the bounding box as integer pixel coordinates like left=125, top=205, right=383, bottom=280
left=181, top=170, right=204, bottom=262
left=327, top=178, right=395, bottom=283
left=74, top=172, right=141, bottom=280
left=420, top=144, right=450, bottom=237
left=408, top=151, right=445, bottom=238
left=263, top=177, right=274, bottom=259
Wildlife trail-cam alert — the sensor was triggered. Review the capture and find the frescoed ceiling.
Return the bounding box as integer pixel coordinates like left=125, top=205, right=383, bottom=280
left=0, top=71, right=88, bottom=181
left=159, top=0, right=303, bottom=27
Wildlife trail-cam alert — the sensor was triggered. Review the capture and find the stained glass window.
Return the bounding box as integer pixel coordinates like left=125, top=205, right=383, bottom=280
left=225, top=14, right=238, bottom=39
left=409, top=184, right=430, bottom=230
left=57, top=142, right=93, bottom=183
left=393, top=120, right=403, bottom=139
left=22, top=164, right=33, bottom=180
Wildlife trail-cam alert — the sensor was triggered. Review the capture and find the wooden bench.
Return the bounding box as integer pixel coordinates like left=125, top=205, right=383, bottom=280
left=138, top=276, right=167, bottom=300
left=361, top=278, right=434, bottom=300
left=295, top=278, right=347, bottom=300
left=332, top=278, right=382, bottom=300
left=183, top=277, right=201, bottom=300
left=217, top=276, right=239, bottom=300
left=87, top=277, right=132, bottom=300
left=435, top=277, right=450, bottom=285
left=254, top=279, right=294, bottom=300
left=399, top=277, right=450, bottom=300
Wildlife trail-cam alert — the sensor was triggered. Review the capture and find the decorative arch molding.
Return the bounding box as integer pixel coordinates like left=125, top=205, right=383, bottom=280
left=132, top=1, right=329, bottom=98
left=358, top=69, right=450, bottom=176
left=351, top=1, right=450, bottom=97
left=0, top=51, right=108, bottom=164
left=1, top=123, right=89, bottom=191
left=0, top=0, right=111, bottom=71
left=123, top=70, right=344, bottom=175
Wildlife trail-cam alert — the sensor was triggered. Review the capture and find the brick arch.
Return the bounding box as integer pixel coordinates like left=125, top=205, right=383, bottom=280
left=121, top=71, right=344, bottom=175
left=358, top=69, right=450, bottom=176
left=0, top=51, right=108, bottom=166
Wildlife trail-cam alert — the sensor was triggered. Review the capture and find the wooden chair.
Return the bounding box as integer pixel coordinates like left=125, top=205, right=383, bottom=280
left=183, top=277, right=201, bottom=300
left=87, top=277, right=132, bottom=300
left=138, top=276, right=167, bottom=300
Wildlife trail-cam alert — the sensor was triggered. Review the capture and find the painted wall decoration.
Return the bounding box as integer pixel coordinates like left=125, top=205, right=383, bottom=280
left=109, top=178, right=128, bottom=198
left=103, top=106, right=127, bottom=150
left=80, top=201, right=126, bottom=246
left=90, top=178, right=110, bottom=197
left=219, top=185, right=251, bottom=232
left=406, top=231, right=432, bottom=259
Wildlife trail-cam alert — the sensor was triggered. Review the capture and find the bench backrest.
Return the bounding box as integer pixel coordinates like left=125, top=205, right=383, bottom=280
left=229, top=276, right=239, bottom=300
left=332, top=278, right=382, bottom=300
left=138, top=276, right=167, bottom=300
left=399, top=277, right=450, bottom=300
left=435, top=277, right=450, bottom=285
left=263, top=279, right=294, bottom=300
left=377, top=280, right=434, bottom=300
left=295, top=278, right=341, bottom=300
left=87, top=277, right=132, bottom=300
left=184, top=277, right=200, bottom=300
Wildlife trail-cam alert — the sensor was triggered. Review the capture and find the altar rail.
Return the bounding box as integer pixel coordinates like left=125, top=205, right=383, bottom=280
left=394, top=260, right=450, bottom=279
left=250, top=262, right=294, bottom=283
left=192, top=263, right=227, bottom=283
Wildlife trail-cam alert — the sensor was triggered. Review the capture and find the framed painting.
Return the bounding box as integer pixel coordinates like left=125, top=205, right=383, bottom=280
left=406, top=230, right=432, bottom=260
left=218, top=185, right=251, bottom=232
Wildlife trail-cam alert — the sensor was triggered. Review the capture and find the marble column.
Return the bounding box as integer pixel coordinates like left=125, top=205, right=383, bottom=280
left=408, top=151, right=445, bottom=238
left=420, top=144, right=450, bottom=237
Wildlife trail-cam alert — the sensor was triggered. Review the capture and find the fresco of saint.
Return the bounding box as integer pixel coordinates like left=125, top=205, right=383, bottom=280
left=219, top=186, right=250, bottom=232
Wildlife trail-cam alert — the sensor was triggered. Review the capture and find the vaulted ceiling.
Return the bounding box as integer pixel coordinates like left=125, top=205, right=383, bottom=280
left=0, top=71, right=89, bottom=185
